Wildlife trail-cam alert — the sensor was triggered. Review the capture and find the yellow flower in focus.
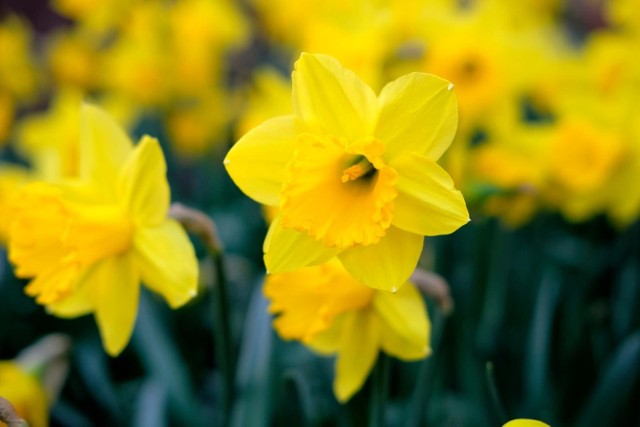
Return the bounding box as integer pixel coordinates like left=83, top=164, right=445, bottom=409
left=264, top=259, right=430, bottom=402
left=0, top=361, right=48, bottom=427
left=225, top=53, right=468, bottom=292
left=8, top=104, right=198, bottom=356
left=503, top=419, right=550, bottom=427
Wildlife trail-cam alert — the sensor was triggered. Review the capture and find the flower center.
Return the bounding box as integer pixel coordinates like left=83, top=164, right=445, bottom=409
left=280, top=134, right=397, bottom=248
left=341, top=155, right=376, bottom=183
left=9, top=184, right=134, bottom=305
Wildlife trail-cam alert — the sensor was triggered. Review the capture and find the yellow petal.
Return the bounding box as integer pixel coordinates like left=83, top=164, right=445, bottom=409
left=307, top=314, right=346, bottom=355
left=338, top=226, right=423, bottom=292
left=46, top=269, right=94, bottom=318
left=376, top=73, right=457, bottom=161
left=224, top=115, right=297, bottom=206
left=264, top=216, right=339, bottom=273
left=118, top=135, right=169, bottom=227
left=264, top=260, right=373, bottom=343
left=292, top=53, right=377, bottom=141
left=391, top=152, right=469, bottom=236
left=374, top=284, right=430, bottom=360
left=133, top=220, right=198, bottom=309
left=503, top=420, right=550, bottom=427
left=334, top=311, right=379, bottom=402
left=79, top=103, right=133, bottom=197
left=91, top=254, right=140, bottom=356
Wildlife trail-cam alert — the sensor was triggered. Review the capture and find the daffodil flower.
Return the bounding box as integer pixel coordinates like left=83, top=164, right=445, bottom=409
left=503, top=419, right=550, bottom=427
left=8, top=104, right=198, bottom=356
left=225, top=53, right=468, bottom=292
left=264, top=259, right=430, bottom=402
left=0, top=361, right=48, bottom=427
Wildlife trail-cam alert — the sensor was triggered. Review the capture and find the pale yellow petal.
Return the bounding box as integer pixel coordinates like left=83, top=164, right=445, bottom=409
left=79, top=103, right=133, bottom=196
left=292, top=53, right=377, bottom=141
left=338, top=226, right=423, bottom=292
left=224, top=115, right=297, bottom=206
left=503, top=420, right=550, bottom=427
left=263, top=216, right=340, bottom=273
left=91, top=254, right=140, bottom=357
left=376, top=73, right=457, bottom=161
left=334, top=311, right=379, bottom=402
left=374, top=284, right=430, bottom=360
left=133, top=220, right=198, bottom=309
left=46, top=268, right=95, bottom=318
left=391, top=152, right=469, bottom=236
left=307, top=314, right=346, bottom=355
left=118, top=135, right=169, bottom=227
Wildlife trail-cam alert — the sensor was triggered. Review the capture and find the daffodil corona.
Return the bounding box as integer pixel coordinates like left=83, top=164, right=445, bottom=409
left=225, top=53, right=469, bottom=291
left=264, top=259, right=430, bottom=402
left=8, top=104, right=198, bottom=356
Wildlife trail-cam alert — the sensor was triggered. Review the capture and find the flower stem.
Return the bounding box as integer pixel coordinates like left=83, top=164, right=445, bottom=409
left=368, top=354, right=390, bottom=427
left=169, top=203, right=235, bottom=424
left=486, top=361, right=508, bottom=424
left=0, top=397, right=29, bottom=427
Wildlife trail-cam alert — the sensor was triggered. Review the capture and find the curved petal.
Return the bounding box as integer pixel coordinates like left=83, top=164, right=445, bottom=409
left=91, top=254, right=140, bottom=356
left=334, top=311, right=379, bottom=402
left=391, top=152, right=469, bottom=236
left=224, top=116, right=297, bottom=206
left=264, top=216, right=340, bottom=273
left=292, top=53, right=377, bottom=141
left=80, top=103, right=133, bottom=197
left=503, top=420, right=550, bottom=427
left=374, top=284, right=430, bottom=361
left=133, top=220, right=198, bottom=309
left=338, top=226, right=423, bottom=292
left=307, top=314, right=346, bottom=355
left=46, top=269, right=95, bottom=318
left=376, top=73, right=457, bottom=161
left=118, top=136, right=170, bottom=227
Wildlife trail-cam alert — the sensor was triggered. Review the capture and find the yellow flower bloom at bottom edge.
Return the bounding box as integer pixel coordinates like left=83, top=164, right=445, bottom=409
left=225, top=53, right=469, bottom=293
left=0, top=361, right=48, bottom=427
left=503, top=419, right=550, bottom=427
left=7, top=104, right=198, bottom=357
left=264, top=259, right=430, bottom=402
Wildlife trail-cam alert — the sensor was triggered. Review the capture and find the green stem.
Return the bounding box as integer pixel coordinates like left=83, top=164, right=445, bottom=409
left=169, top=203, right=235, bottom=425
left=485, top=361, right=508, bottom=424
left=211, top=249, right=235, bottom=422
left=405, top=309, right=446, bottom=427
left=368, top=354, right=390, bottom=427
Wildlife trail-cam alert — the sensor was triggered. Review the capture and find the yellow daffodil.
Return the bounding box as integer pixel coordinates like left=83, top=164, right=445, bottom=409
left=503, top=419, right=550, bottom=427
left=264, top=259, right=430, bottom=402
left=8, top=104, right=198, bottom=356
left=0, top=361, right=48, bottom=427
left=225, top=53, right=468, bottom=292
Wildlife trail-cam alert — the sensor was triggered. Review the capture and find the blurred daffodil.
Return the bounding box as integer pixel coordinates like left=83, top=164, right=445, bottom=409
left=0, top=362, right=48, bottom=427
left=503, top=419, right=550, bottom=427
left=225, top=53, right=468, bottom=292
left=264, top=259, right=430, bottom=402
left=8, top=104, right=198, bottom=356
left=0, top=164, right=29, bottom=242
